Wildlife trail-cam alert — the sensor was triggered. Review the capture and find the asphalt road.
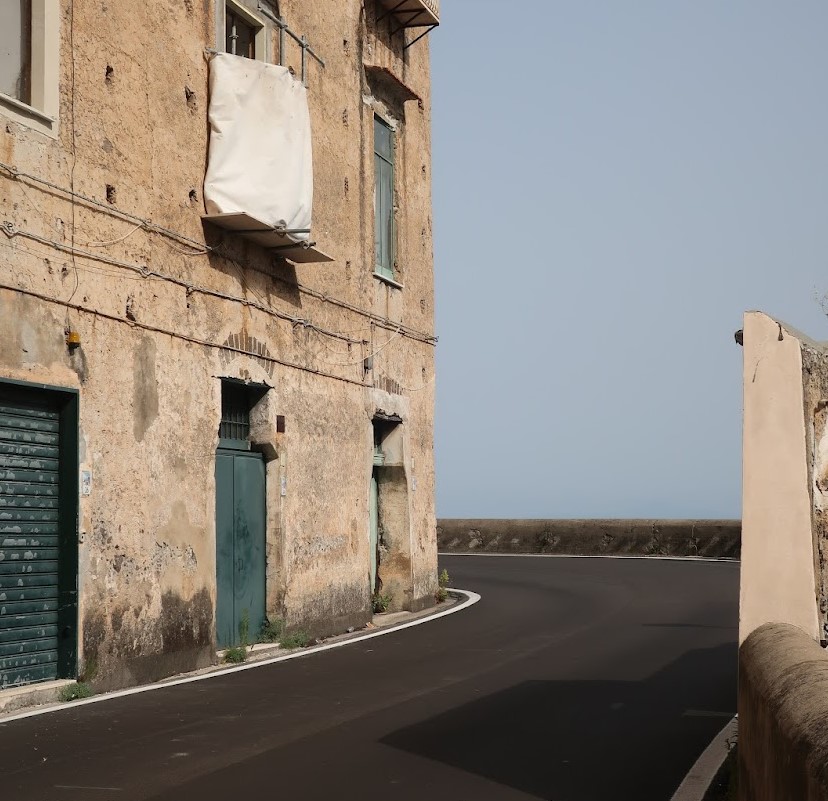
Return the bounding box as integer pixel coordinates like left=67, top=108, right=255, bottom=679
left=0, top=555, right=739, bottom=801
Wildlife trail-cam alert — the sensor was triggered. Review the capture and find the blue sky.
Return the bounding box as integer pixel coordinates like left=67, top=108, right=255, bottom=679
left=431, top=1, right=828, bottom=519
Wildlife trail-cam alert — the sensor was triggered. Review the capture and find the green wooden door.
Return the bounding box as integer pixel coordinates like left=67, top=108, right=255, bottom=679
left=369, top=471, right=379, bottom=593
left=0, top=398, right=62, bottom=688
left=215, top=449, right=266, bottom=649
left=215, top=452, right=235, bottom=649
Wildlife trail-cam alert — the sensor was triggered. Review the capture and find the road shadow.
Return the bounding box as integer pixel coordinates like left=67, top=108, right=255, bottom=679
left=380, top=642, right=736, bottom=801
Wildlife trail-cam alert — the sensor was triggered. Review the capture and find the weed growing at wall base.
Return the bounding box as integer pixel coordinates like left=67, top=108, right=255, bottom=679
left=59, top=682, right=94, bottom=702
left=224, top=646, right=248, bottom=663
left=372, top=592, right=392, bottom=613
left=239, top=608, right=250, bottom=647
left=259, top=617, right=284, bottom=643
left=436, top=568, right=450, bottom=603
left=280, top=630, right=311, bottom=649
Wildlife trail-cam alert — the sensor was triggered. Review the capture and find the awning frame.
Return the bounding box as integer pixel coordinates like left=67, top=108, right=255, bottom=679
left=203, top=212, right=334, bottom=264
left=374, top=0, right=439, bottom=47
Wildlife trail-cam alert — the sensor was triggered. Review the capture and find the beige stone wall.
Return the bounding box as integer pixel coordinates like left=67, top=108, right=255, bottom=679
left=739, top=623, right=828, bottom=801
left=0, top=1, right=437, bottom=689
left=740, top=311, right=820, bottom=644
left=437, top=518, right=741, bottom=557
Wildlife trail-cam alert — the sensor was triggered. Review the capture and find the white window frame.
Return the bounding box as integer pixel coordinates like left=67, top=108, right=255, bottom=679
left=0, top=0, right=60, bottom=138
left=372, top=110, right=404, bottom=289
left=373, top=114, right=396, bottom=282
left=219, top=0, right=269, bottom=63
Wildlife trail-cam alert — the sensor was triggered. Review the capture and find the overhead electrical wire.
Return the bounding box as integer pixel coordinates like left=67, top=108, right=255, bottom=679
left=0, top=275, right=370, bottom=389
left=0, top=161, right=437, bottom=345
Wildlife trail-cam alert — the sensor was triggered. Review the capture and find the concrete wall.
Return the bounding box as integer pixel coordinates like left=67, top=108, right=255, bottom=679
left=737, top=313, right=828, bottom=798
left=0, top=1, right=438, bottom=691
left=739, top=623, right=828, bottom=801
left=437, top=519, right=741, bottom=558
left=740, top=312, right=822, bottom=644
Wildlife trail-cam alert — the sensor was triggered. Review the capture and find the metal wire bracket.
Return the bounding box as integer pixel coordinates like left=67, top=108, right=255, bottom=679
left=374, top=0, right=439, bottom=47
left=256, top=4, right=325, bottom=87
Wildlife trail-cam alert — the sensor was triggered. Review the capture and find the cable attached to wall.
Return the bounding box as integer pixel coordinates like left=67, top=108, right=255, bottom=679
left=65, top=0, right=79, bottom=339
left=0, top=277, right=372, bottom=390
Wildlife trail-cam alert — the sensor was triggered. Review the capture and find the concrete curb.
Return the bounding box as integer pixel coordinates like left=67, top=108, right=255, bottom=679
left=670, top=716, right=738, bottom=801
left=0, top=588, right=481, bottom=726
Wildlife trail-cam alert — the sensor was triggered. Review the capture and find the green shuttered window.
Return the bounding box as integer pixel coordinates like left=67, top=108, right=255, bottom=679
left=374, top=116, right=396, bottom=280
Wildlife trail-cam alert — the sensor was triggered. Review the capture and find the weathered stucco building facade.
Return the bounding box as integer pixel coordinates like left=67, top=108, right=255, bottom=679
left=0, top=0, right=438, bottom=692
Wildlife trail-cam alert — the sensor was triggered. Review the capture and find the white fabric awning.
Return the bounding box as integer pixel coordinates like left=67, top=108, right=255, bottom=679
left=204, top=53, right=331, bottom=261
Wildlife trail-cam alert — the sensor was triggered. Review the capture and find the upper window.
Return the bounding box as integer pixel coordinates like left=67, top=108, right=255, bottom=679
left=0, top=1, right=31, bottom=104
left=0, top=0, right=59, bottom=137
left=222, top=1, right=266, bottom=62
left=374, top=116, right=396, bottom=281
left=218, top=380, right=268, bottom=450
left=226, top=7, right=257, bottom=59
left=219, top=381, right=252, bottom=444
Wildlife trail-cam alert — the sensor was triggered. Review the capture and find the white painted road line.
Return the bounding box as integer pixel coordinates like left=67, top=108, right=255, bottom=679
left=440, top=552, right=740, bottom=563
left=670, top=716, right=738, bottom=801
left=683, top=709, right=735, bottom=718
left=54, top=786, right=123, bottom=793
left=0, top=589, right=481, bottom=725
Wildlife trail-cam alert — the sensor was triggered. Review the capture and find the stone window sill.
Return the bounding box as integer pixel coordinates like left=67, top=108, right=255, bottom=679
left=373, top=271, right=404, bottom=290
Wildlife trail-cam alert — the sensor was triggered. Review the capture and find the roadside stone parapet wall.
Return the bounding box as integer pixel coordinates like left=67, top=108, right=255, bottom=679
left=739, top=623, right=828, bottom=801
left=436, top=519, right=741, bottom=559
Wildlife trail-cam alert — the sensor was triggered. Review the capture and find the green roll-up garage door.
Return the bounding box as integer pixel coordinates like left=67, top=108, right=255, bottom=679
left=0, top=399, right=61, bottom=689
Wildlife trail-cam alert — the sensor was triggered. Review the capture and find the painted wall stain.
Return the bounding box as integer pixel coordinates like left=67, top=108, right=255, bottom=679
left=160, top=588, right=212, bottom=652
left=133, top=335, right=159, bottom=442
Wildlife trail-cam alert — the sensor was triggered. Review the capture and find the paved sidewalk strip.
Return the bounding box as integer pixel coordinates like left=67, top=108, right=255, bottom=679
left=0, top=589, right=480, bottom=726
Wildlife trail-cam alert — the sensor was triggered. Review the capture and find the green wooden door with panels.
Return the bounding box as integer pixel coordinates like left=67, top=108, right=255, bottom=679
left=0, top=395, right=66, bottom=688
left=215, top=450, right=266, bottom=649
